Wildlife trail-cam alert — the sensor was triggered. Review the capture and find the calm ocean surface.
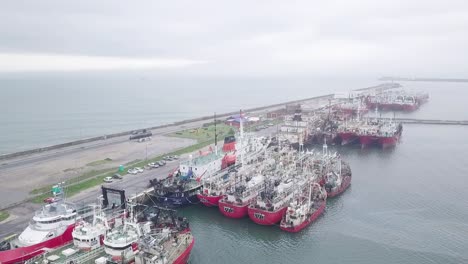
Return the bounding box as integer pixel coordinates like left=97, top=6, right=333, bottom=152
left=1, top=74, right=468, bottom=263
left=1, top=73, right=377, bottom=154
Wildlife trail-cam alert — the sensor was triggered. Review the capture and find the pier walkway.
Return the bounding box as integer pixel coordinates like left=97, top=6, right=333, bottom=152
left=377, top=118, right=468, bottom=126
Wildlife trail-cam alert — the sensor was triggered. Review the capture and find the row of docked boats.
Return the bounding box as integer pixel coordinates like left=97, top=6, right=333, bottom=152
left=148, top=122, right=352, bottom=233
left=0, top=185, right=194, bottom=264
left=276, top=87, right=428, bottom=148
left=278, top=106, right=404, bottom=149
left=364, top=90, right=429, bottom=112
left=336, top=116, right=403, bottom=148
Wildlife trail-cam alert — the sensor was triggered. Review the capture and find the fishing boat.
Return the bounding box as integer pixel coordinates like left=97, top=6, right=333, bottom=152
left=197, top=134, right=271, bottom=207
left=324, top=160, right=352, bottom=198
left=72, top=206, right=109, bottom=251
left=248, top=176, right=300, bottom=226
left=356, top=120, right=381, bottom=148
left=134, top=206, right=194, bottom=264
left=149, top=150, right=225, bottom=207
left=196, top=166, right=236, bottom=207
left=280, top=182, right=327, bottom=232
left=103, top=206, right=141, bottom=262
left=336, top=119, right=361, bottom=146
left=218, top=149, right=272, bottom=218
left=0, top=184, right=93, bottom=264
left=376, top=121, right=403, bottom=149
left=218, top=168, right=265, bottom=219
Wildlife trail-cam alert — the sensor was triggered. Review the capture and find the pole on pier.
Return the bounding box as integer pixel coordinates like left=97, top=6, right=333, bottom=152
left=239, top=109, right=244, bottom=166
left=214, top=112, right=218, bottom=155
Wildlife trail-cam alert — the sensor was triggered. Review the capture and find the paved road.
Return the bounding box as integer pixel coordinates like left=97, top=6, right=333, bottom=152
left=0, top=120, right=208, bottom=170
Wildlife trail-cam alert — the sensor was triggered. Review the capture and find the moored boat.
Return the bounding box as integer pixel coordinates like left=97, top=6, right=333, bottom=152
left=280, top=182, right=327, bottom=232
left=248, top=174, right=301, bottom=226
left=198, top=133, right=271, bottom=207
left=376, top=121, right=403, bottom=149
left=218, top=172, right=265, bottom=219
left=324, top=160, right=352, bottom=198
left=0, top=184, right=93, bottom=264
left=134, top=206, right=194, bottom=264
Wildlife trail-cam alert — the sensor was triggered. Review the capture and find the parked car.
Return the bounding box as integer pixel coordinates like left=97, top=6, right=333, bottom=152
left=43, top=197, right=60, bottom=204
left=128, top=168, right=138, bottom=175
left=103, top=176, right=113, bottom=183
left=149, top=162, right=159, bottom=168
left=135, top=167, right=144, bottom=173
left=157, top=161, right=165, bottom=166
left=173, top=155, right=179, bottom=160
left=112, top=173, right=122, bottom=179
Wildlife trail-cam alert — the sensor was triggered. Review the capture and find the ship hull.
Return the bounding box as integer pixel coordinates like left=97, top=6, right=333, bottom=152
left=172, top=230, right=195, bottom=264
left=0, top=224, right=75, bottom=264
left=359, top=135, right=376, bottom=148
left=218, top=200, right=249, bottom=219
left=197, top=194, right=224, bottom=207
left=338, top=132, right=357, bottom=146
left=247, top=206, right=287, bottom=225
left=327, top=176, right=352, bottom=198
left=280, top=201, right=326, bottom=233
left=378, top=136, right=399, bottom=149
left=150, top=193, right=200, bottom=208
left=402, top=104, right=418, bottom=112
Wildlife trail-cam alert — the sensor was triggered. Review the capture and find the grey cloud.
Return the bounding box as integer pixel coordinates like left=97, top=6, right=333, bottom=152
left=1, top=0, right=468, bottom=76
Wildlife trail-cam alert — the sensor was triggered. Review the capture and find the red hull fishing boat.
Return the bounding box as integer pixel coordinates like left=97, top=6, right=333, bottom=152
left=248, top=175, right=299, bottom=226
left=280, top=183, right=327, bottom=233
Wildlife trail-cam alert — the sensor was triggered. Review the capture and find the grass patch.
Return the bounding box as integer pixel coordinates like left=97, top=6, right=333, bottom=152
left=124, top=159, right=141, bottom=166
left=0, top=211, right=9, bottom=222
left=167, top=123, right=233, bottom=142
left=86, top=158, right=113, bottom=167
left=29, top=168, right=111, bottom=195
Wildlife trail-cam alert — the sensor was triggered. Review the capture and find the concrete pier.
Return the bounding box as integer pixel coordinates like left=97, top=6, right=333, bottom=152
left=377, top=118, right=468, bottom=126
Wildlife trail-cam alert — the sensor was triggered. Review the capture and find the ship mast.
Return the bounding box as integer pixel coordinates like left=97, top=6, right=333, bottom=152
left=239, top=109, right=244, bottom=166
left=322, top=138, right=328, bottom=157
left=214, top=112, right=218, bottom=155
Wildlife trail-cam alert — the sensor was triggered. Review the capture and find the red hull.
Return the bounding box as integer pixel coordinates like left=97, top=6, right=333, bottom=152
left=280, top=201, right=326, bottom=233
left=196, top=194, right=223, bottom=207
left=247, top=206, right=287, bottom=226
left=338, top=132, right=357, bottom=145
left=402, top=104, right=418, bottom=112
left=328, top=176, right=352, bottom=198
left=378, top=136, right=399, bottom=149
left=173, top=235, right=195, bottom=264
left=358, top=135, right=376, bottom=148
left=0, top=224, right=75, bottom=264
left=218, top=200, right=249, bottom=219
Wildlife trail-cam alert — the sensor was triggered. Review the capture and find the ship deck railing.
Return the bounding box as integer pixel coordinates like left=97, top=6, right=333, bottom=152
left=25, top=243, right=106, bottom=264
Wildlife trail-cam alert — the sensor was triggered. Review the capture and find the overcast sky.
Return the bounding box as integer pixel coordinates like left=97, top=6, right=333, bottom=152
left=1, top=0, right=467, bottom=77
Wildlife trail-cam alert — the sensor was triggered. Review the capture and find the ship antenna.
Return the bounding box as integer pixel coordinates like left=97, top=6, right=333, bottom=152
left=239, top=109, right=244, bottom=166
left=214, top=112, right=218, bottom=155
